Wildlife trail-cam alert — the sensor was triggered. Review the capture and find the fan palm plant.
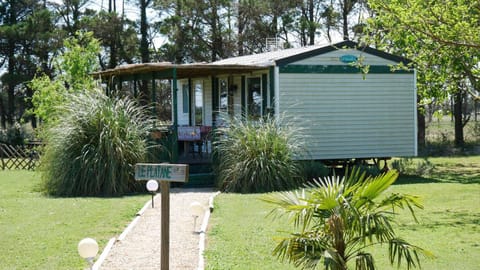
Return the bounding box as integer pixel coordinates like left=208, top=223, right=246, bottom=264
left=263, top=169, right=433, bottom=270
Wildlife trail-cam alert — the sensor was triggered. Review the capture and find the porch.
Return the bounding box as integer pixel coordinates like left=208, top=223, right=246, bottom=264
left=93, top=62, right=273, bottom=166
left=147, top=124, right=214, bottom=187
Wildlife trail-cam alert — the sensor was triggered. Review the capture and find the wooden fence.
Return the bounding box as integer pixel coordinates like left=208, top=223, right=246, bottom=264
left=0, top=143, right=41, bottom=170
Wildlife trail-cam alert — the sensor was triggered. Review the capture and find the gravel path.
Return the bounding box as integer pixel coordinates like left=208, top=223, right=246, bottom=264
left=99, top=188, right=216, bottom=270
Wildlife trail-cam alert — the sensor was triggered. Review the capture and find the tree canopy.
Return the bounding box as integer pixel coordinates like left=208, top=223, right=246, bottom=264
left=367, top=0, right=480, bottom=146
left=1, top=0, right=478, bottom=149
left=1, top=0, right=368, bottom=127
left=29, top=31, right=100, bottom=125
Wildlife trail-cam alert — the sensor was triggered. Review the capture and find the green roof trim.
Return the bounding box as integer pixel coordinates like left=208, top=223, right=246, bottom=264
left=275, top=40, right=411, bottom=66
left=279, top=65, right=413, bottom=74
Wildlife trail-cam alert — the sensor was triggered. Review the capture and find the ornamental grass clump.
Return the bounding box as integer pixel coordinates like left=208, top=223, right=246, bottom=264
left=213, top=114, right=306, bottom=193
left=263, top=168, right=434, bottom=270
left=40, top=89, right=153, bottom=196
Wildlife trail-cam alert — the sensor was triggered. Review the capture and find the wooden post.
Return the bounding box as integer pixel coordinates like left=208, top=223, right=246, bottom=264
left=172, top=67, right=179, bottom=163
left=134, top=163, right=189, bottom=270
left=160, top=181, right=170, bottom=270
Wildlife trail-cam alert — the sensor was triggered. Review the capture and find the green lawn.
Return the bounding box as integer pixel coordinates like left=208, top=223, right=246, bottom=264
left=0, top=170, right=148, bottom=270
left=205, top=156, right=480, bottom=270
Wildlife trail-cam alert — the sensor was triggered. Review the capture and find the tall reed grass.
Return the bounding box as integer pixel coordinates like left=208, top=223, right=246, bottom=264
left=213, top=114, right=306, bottom=193
left=40, top=90, right=153, bottom=196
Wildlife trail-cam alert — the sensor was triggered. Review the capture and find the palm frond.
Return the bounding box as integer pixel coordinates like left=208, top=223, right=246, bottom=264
left=273, top=232, right=329, bottom=270
left=266, top=166, right=429, bottom=270
left=324, top=248, right=348, bottom=270
left=355, top=252, right=375, bottom=270
left=263, top=189, right=314, bottom=231
left=389, top=238, right=435, bottom=269
left=308, top=175, right=344, bottom=209
left=350, top=170, right=399, bottom=209
left=378, top=193, right=424, bottom=222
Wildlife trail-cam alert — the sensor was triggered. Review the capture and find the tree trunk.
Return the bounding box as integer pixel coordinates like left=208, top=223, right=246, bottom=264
left=342, top=6, right=349, bottom=40
left=174, top=0, right=184, bottom=63
left=108, top=2, right=118, bottom=68
left=210, top=0, right=220, bottom=62
left=6, top=0, right=17, bottom=125
left=6, top=67, right=15, bottom=125
left=0, top=97, right=6, bottom=129
left=237, top=1, right=245, bottom=56
left=300, top=5, right=307, bottom=46
left=417, top=106, right=426, bottom=149
left=453, top=90, right=464, bottom=147
left=140, top=0, right=150, bottom=63
left=308, top=0, right=315, bottom=45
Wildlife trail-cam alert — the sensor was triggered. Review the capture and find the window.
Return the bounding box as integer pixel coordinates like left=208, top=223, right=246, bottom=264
left=182, top=83, right=189, bottom=114
left=219, top=79, right=228, bottom=112
left=194, top=82, right=203, bottom=125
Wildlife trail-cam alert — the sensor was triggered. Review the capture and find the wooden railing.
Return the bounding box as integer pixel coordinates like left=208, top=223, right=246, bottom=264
left=0, top=143, right=41, bottom=170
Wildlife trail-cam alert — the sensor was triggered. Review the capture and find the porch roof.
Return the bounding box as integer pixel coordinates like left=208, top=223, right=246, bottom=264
left=92, top=41, right=411, bottom=80
left=92, top=43, right=329, bottom=79
left=92, top=62, right=268, bottom=80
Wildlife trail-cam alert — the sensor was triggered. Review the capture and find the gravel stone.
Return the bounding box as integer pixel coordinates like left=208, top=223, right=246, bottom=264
left=100, top=188, right=215, bottom=270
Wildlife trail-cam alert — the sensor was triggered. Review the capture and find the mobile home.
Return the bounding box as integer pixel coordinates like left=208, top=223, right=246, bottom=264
left=96, top=40, right=417, bottom=166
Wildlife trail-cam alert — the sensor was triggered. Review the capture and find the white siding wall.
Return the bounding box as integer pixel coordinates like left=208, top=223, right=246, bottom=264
left=279, top=73, right=416, bottom=160
left=293, top=49, right=398, bottom=66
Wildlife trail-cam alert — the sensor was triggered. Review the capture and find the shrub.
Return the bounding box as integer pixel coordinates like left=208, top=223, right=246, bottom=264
left=355, top=164, right=382, bottom=177
left=213, top=114, right=306, bottom=193
left=300, top=160, right=330, bottom=182
left=391, top=157, right=434, bottom=176
left=40, top=89, right=153, bottom=196
left=472, top=121, right=480, bottom=141
left=0, top=122, right=27, bottom=145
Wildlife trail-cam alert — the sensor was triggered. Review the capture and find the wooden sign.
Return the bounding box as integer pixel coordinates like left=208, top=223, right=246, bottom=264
left=177, top=126, right=201, bottom=141
left=339, top=54, right=358, bottom=63
left=135, top=163, right=189, bottom=182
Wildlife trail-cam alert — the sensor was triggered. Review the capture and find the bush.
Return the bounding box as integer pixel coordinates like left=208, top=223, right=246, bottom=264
left=391, top=157, right=434, bottom=176
left=354, top=164, right=382, bottom=177
left=40, top=89, right=153, bottom=196
left=213, top=114, right=306, bottom=193
left=300, top=160, right=330, bottom=182
left=0, top=122, right=27, bottom=145
left=472, top=121, right=480, bottom=141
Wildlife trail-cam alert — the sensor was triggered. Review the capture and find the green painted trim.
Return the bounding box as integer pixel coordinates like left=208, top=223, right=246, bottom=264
left=151, top=73, right=156, bottom=115
left=133, top=76, right=138, bottom=98
left=182, top=83, right=189, bottom=114
left=212, top=77, right=219, bottom=111
left=172, top=67, right=178, bottom=163
left=279, top=65, right=413, bottom=74
left=241, top=75, right=246, bottom=115
left=269, top=67, right=274, bottom=113
left=276, top=40, right=411, bottom=66
left=117, top=77, right=123, bottom=94
left=212, top=77, right=218, bottom=126
left=261, top=73, right=267, bottom=115
left=188, top=78, right=192, bottom=125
